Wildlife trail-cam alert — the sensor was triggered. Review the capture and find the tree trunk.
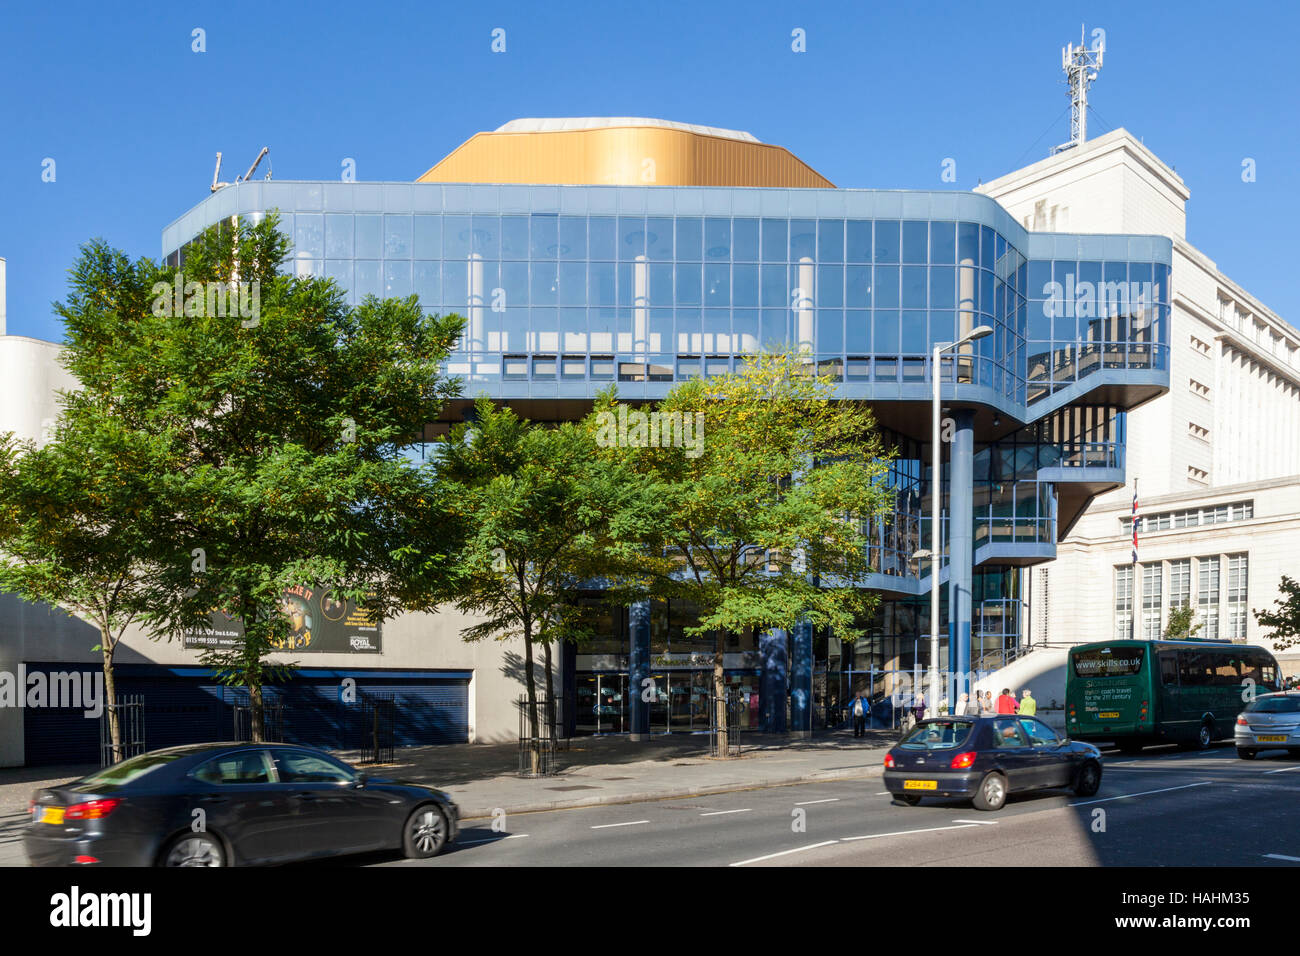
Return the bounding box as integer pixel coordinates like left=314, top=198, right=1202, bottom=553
left=249, top=681, right=265, bottom=743
left=713, top=633, right=729, bottom=759
left=100, top=632, right=121, bottom=764
left=522, top=626, right=541, bottom=774
left=543, top=641, right=557, bottom=747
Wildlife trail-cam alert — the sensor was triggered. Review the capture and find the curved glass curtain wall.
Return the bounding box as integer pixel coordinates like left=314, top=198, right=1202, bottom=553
left=163, top=189, right=1170, bottom=414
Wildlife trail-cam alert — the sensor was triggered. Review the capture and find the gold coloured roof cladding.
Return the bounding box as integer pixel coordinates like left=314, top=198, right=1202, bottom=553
left=416, top=118, right=834, bottom=188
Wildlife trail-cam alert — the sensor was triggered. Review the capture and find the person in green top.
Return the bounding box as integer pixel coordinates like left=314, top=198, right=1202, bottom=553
left=1019, top=689, right=1037, bottom=716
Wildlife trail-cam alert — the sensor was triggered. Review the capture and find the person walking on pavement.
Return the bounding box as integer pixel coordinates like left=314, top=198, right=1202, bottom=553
left=996, top=687, right=1019, bottom=714
left=977, top=690, right=994, bottom=716
left=851, top=691, right=867, bottom=738
left=1019, top=689, right=1037, bottom=716
left=913, top=691, right=926, bottom=726
left=956, top=692, right=971, bottom=716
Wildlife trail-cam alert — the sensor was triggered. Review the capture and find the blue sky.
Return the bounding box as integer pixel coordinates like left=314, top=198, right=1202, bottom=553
left=2, top=0, right=1296, bottom=341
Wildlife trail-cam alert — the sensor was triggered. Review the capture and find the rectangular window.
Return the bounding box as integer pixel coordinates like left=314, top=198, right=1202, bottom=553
left=1169, top=559, right=1191, bottom=610
left=1198, top=556, right=1221, bottom=640
left=1115, top=566, right=1134, bottom=640
left=1227, top=554, right=1248, bottom=641
left=1142, top=563, right=1162, bottom=640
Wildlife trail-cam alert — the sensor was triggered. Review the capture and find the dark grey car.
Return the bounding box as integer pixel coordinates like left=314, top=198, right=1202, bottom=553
left=25, top=742, right=459, bottom=867
left=883, top=715, right=1103, bottom=811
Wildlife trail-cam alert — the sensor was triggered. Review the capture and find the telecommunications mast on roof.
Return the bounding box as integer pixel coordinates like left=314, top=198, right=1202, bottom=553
left=1053, top=25, right=1104, bottom=155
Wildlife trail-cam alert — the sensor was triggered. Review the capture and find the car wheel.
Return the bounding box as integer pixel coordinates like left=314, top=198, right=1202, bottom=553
left=403, top=804, right=449, bottom=859
left=162, top=833, right=225, bottom=867
left=894, top=794, right=923, bottom=807
left=1073, top=760, right=1102, bottom=797
left=1238, top=748, right=1258, bottom=760
left=972, top=772, right=1008, bottom=811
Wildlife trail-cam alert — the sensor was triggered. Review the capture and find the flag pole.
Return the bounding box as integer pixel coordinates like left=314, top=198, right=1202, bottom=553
left=1131, top=478, right=1138, bottom=640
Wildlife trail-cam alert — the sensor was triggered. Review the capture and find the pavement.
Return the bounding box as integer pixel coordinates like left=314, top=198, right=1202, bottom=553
left=0, top=724, right=898, bottom=865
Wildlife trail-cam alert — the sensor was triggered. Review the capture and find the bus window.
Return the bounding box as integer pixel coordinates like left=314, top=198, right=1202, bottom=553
left=1159, top=652, right=1179, bottom=686
left=1072, top=646, right=1145, bottom=678
left=1211, top=658, right=1241, bottom=686
left=1178, top=652, right=1213, bottom=686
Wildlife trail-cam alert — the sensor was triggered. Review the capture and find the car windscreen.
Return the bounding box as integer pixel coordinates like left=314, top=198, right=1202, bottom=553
left=73, top=752, right=186, bottom=791
left=1072, top=646, right=1145, bottom=678
left=899, top=720, right=974, bottom=750
left=1246, top=696, right=1300, bottom=713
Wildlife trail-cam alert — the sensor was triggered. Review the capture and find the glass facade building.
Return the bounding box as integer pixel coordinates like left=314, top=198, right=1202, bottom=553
left=163, top=140, right=1171, bottom=736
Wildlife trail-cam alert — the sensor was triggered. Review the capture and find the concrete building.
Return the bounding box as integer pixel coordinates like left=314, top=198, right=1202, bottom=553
left=977, top=128, right=1300, bottom=695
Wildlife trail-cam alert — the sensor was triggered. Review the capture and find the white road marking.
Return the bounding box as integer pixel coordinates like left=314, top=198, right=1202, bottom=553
left=874, top=792, right=891, bottom=796
left=730, top=841, right=839, bottom=867
left=795, top=798, right=840, bottom=806
left=1069, top=781, right=1212, bottom=807
left=1264, top=765, right=1300, bottom=774
left=700, top=808, right=752, bottom=816
left=841, top=824, right=980, bottom=842
left=1263, top=854, right=1300, bottom=862
left=951, top=819, right=999, bottom=825
left=591, top=820, right=650, bottom=829
left=458, top=834, right=530, bottom=845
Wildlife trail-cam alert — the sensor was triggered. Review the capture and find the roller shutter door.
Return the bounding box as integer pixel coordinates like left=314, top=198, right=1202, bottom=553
left=21, top=664, right=101, bottom=766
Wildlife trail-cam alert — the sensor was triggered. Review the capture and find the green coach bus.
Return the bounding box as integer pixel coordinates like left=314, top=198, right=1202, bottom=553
left=1065, top=640, right=1281, bottom=752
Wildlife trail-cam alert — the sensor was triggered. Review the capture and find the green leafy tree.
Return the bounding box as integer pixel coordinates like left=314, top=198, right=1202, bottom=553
left=439, top=396, right=653, bottom=769
left=49, top=216, right=466, bottom=740
left=1255, top=575, right=1300, bottom=651
left=1163, top=603, right=1203, bottom=641
left=0, top=411, right=179, bottom=761
left=590, top=350, right=895, bottom=754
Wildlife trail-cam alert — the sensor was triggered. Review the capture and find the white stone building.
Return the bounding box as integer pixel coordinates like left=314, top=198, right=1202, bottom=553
left=978, top=128, right=1300, bottom=678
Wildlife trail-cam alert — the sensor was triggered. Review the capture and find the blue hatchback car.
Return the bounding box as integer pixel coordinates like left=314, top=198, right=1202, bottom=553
left=883, top=715, right=1103, bottom=811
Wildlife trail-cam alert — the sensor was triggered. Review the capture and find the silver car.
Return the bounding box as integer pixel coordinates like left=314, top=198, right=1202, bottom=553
left=1235, top=691, right=1300, bottom=759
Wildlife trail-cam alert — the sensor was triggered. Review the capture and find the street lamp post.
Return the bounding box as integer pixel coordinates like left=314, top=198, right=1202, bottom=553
left=929, top=326, right=994, bottom=716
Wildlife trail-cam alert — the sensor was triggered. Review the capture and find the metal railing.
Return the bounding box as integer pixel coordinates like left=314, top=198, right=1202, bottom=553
left=355, top=695, right=396, bottom=766
left=233, top=703, right=284, bottom=743
left=99, top=696, right=146, bottom=767
left=517, top=694, right=560, bottom=777
left=708, top=691, right=745, bottom=758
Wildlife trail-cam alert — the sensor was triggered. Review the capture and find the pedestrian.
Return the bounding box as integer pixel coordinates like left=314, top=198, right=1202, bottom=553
left=913, top=691, right=926, bottom=726
left=1019, top=688, right=1037, bottom=716
left=977, top=690, right=994, bottom=716
left=956, top=692, right=970, bottom=716
left=851, top=691, right=867, bottom=738
left=996, top=687, right=1019, bottom=714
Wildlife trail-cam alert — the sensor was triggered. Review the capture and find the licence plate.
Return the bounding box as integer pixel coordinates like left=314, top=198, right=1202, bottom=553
left=38, top=807, right=64, bottom=825
left=1098, top=712, right=1120, bottom=719
left=903, top=780, right=938, bottom=790
left=1257, top=735, right=1288, bottom=743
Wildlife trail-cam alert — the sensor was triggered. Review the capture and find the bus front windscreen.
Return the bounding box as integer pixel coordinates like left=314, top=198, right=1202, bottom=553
left=1072, top=646, right=1145, bottom=678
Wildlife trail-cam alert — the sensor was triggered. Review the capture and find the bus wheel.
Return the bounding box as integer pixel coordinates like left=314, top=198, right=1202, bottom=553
left=1197, top=722, right=1214, bottom=749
